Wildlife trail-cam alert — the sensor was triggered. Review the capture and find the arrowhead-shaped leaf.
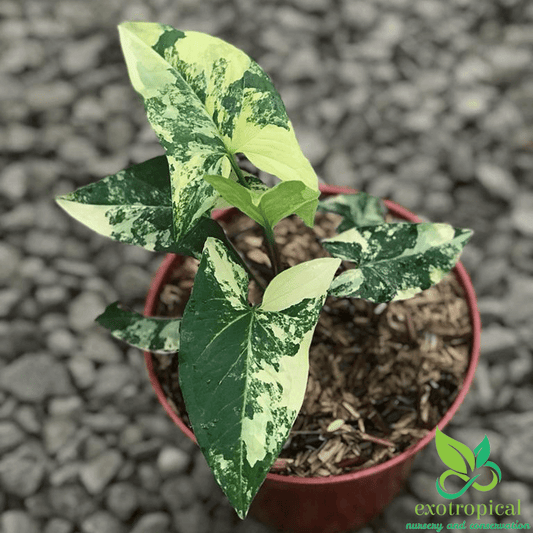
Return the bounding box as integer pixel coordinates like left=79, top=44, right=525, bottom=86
left=205, top=175, right=319, bottom=229
left=435, top=427, right=475, bottom=475
left=180, top=237, right=340, bottom=518
left=55, top=156, right=229, bottom=259
left=95, top=302, right=180, bottom=354
left=118, top=22, right=318, bottom=240
left=323, top=222, right=472, bottom=302
left=318, top=192, right=386, bottom=232
left=474, top=435, right=491, bottom=469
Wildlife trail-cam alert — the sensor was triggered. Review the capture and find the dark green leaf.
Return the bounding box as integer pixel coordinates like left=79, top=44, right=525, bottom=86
left=323, top=222, right=473, bottom=302
left=318, top=192, right=386, bottom=232
left=474, top=435, right=491, bottom=469
left=180, top=237, right=339, bottom=518
left=96, top=302, right=180, bottom=354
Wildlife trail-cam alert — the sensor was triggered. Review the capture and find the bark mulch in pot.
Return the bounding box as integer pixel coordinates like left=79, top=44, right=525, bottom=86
left=151, top=211, right=471, bottom=478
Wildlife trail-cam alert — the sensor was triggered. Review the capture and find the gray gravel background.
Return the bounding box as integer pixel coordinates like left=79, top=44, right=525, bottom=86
left=1, top=0, right=533, bottom=532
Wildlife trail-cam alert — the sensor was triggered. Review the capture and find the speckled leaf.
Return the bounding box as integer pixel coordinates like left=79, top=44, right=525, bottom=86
left=55, top=156, right=227, bottom=258
left=96, top=302, right=180, bottom=354
left=180, top=238, right=340, bottom=518
left=118, top=21, right=318, bottom=241
left=318, top=192, right=386, bottom=232
left=323, top=222, right=472, bottom=302
left=205, top=175, right=319, bottom=228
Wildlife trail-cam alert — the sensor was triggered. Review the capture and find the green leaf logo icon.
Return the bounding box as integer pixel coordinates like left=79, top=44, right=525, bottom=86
left=435, top=427, right=475, bottom=475
left=435, top=427, right=501, bottom=499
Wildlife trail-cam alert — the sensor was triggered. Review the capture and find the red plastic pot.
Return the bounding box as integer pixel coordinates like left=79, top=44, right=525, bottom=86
left=143, top=184, right=481, bottom=533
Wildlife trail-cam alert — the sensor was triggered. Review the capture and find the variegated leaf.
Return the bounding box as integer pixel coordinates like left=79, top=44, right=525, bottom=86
left=205, top=174, right=319, bottom=229
left=323, top=222, right=472, bottom=302
left=318, top=192, right=386, bottom=232
left=96, top=302, right=180, bottom=354
left=55, top=156, right=228, bottom=259
left=180, top=238, right=340, bottom=518
left=118, top=21, right=318, bottom=240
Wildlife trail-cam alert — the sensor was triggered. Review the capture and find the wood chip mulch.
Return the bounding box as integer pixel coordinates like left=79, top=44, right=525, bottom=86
left=151, top=211, right=472, bottom=478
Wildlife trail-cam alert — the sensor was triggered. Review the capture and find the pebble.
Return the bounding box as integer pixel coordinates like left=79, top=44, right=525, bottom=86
left=1, top=511, right=39, bottom=533
left=81, top=511, right=126, bottom=533
left=82, top=411, right=128, bottom=433
left=89, top=363, right=136, bottom=398
left=24, top=230, right=63, bottom=258
left=157, top=446, right=190, bottom=477
left=131, top=512, right=172, bottom=533
left=35, top=285, right=69, bottom=308
left=44, top=517, right=74, bottom=533
left=79, top=449, right=124, bottom=494
left=0, top=442, right=47, bottom=497
left=476, top=162, right=518, bottom=201
left=26, top=81, right=76, bottom=111
left=161, top=476, right=197, bottom=510
left=511, top=193, right=533, bottom=237
left=0, top=163, right=28, bottom=201
left=0, top=353, right=73, bottom=401
left=48, top=484, right=98, bottom=522
left=47, top=329, right=77, bottom=356
left=43, top=417, right=78, bottom=455
left=0, top=288, right=20, bottom=317
left=480, top=324, right=518, bottom=362
left=67, top=356, right=96, bottom=389
left=106, top=482, right=139, bottom=520
left=78, top=331, right=123, bottom=362
left=383, top=495, right=421, bottom=533
left=498, top=481, right=531, bottom=502
left=0, top=421, right=25, bottom=453
left=68, top=292, right=107, bottom=332
left=112, top=264, right=153, bottom=300
left=61, top=34, right=108, bottom=75
left=502, top=428, right=533, bottom=482
left=504, top=275, right=533, bottom=326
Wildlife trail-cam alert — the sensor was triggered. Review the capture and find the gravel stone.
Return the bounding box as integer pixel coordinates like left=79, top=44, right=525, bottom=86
left=498, top=481, right=531, bottom=502
left=1, top=511, right=39, bottom=533
left=0, top=442, right=47, bottom=497
left=106, top=482, right=139, bottom=520
left=0, top=243, right=22, bottom=282
left=47, top=329, right=77, bottom=356
left=476, top=162, right=518, bottom=200
left=48, top=484, right=98, bottom=522
left=81, top=511, right=126, bottom=533
left=13, top=405, right=41, bottom=434
left=161, top=476, right=197, bottom=510
left=0, top=163, right=28, bottom=201
left=26, top=81, right=75, bottom=111
left=511, top=193, right=533, bottom=236
left=68, top=292, right=106, bottom=331
left=48, top=396, right=84, bottom=417
left=112, top=264, right=153, bottom=300
left=504, top=275, right=533, bottom=326
left=82, top=412, right=129, bottom=433
left=502, top=428, right=533, bottom=481
left=157, top=446, right=190, bottom=477
left=35, top=286, right=69, bottom=308
left=78, top=331, right=122, bottom=362
left=0, top=288, right=20, bottom=317
left=0, top=353, right=73, bottom=401
left=24, top=230, right=63, bottom=257
left=79, top=449, right=124, bottom=494
left=61, top=35, right=107, bottom=75
left=480, top=325, right=519, bottom=362
left=89, top=363, right=136, bottom=398
left=67, top=356, right=96, bottom=389
left=0, top=421, right=25, bottom=453
left=43, top=517, right=74, bottom=533
left=172, top=504, right=211, bottom=533
left=43, top=417, right=78, bottom=455
left=131, top=512, right=171, bottom=533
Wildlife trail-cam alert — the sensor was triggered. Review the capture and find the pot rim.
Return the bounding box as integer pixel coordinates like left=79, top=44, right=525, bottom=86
left=143, top=184, right=481, bottom=486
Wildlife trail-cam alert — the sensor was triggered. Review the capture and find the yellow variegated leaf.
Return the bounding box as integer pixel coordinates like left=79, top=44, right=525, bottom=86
left=118, top=22, right=318, bottom=240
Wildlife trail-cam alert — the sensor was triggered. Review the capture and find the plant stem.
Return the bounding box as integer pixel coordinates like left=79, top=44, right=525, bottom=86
left=228, top=154, right=248, bottom=187
left=263, top=224, right=282, bottom=277
left=226, top=153, right=282, bottom=279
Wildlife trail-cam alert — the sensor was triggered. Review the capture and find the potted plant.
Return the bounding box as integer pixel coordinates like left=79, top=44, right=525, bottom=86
left=56, top=22, right=479, bottom=532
